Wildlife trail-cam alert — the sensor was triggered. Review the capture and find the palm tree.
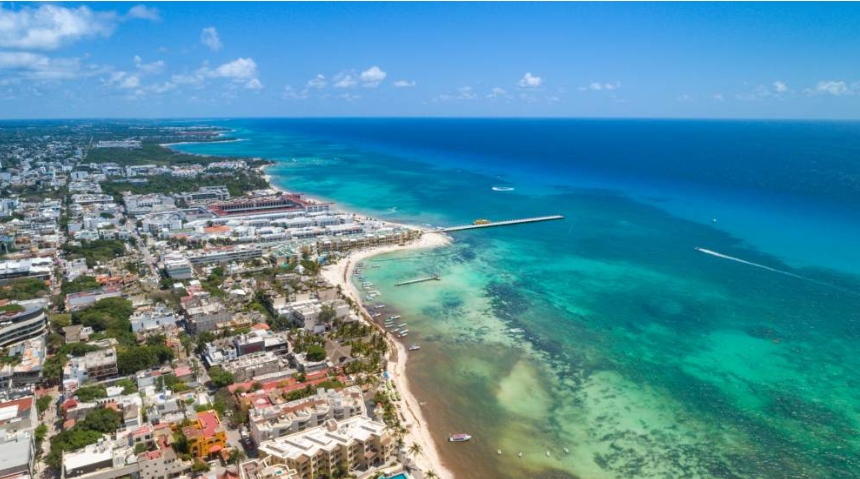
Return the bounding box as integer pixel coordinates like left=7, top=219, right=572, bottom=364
left=409, top=443, right=422, bottom=457
left=425, top=471, right=439, bottom=479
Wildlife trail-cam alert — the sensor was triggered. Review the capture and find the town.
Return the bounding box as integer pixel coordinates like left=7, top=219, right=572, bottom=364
left=0, top=122, right=433, bottom=479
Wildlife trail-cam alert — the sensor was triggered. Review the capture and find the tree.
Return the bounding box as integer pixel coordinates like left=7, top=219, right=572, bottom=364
left=36, top=395, right=53, bottom=415
left=409, top=443, right=422, bottom=457
left=318, top=304, right=337, bottom=324
left=306, top=344, right=326, bottom=362
left=79, top=408, right=122, bottom=433
left=75, top=386, right=107, bottom=402
left=192, top=460, right=210, bottom=473
left=208, top=366, right=235, bottom=388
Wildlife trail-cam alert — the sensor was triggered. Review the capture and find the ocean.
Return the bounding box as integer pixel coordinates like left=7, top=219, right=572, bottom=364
left=172, top=119, right=860, bottom=479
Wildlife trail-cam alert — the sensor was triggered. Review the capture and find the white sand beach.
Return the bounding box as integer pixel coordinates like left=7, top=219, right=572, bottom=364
left=322, top=231, right=456, bottom=479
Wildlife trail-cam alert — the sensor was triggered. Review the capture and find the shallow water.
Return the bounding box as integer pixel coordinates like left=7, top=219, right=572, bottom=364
left=174, top=119, right=860, bottom=479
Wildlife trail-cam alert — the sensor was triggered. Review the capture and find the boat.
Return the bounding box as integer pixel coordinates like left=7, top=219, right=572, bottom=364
left=517, top=451, right=523, bottom=458
left=497, top=450, right=502, bottom=455
left=388, top=315, right=401, bottom=321
left=492, top=186, right=515, bottom=192
left=396, top=323, right=407, bottom=328
left=563, top=447, right=570, bottom=454
left=375, top=304, right=386, bottom=309
left=509, top=328, right=524, bottom=333
left=399, top=332, right=408, bottom=337
left=371, top=313, right=381, bottom=318
left=546, top=450, right=551, bottom=457
left=449, top=434, right=471, bottom=442
left=399, top=329, right=409, bottom=335
left=408, top=345, right=420, bottom=351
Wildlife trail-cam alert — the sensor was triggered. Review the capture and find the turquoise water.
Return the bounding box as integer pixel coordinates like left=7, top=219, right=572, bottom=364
left=174, top=119, right=860, bottom=479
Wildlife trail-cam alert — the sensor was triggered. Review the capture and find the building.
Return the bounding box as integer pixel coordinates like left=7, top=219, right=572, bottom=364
left=64, top=287, right=123, bottom=312
left=137, top=447, right=190, bottom=479
left=221, top=352, right=285, bottom=383
left=130, top=306, right=177, bottom=333
left=181, top=410, right=227, bottom=459
left=123, top=193, right=175, bottom=217
left=175, top=186, right=230, bottom=203
left=0, top=305, right=46, bottom=348
left=0, top=336, right=46, bottom=392
left=63, top=348, right=119, bottom=390
left=208, top=194, right=329, bottom=217
left=185, top=245, right=262, bottom=266
left=249, top=387, right=364, bottom=446
left=232, top=330, right=290, bottom=357
left=185, top=302, right=231, bottom=334
left=257, top=416, right=393, bottom=479
left=62, top=438, right=139, bottom=479
left=0, top=258, right=52, bottom=285
left=162, top=253, right=193, bottom=280
left=0, top=396, right=37, bottom=479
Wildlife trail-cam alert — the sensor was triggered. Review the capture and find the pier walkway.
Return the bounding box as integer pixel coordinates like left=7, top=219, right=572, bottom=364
left=441, top=215, right=564, bottom=232
left=395, top=274, right=440, bottom=286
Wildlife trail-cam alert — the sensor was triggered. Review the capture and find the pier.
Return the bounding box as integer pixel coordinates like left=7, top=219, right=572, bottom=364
left=441, top=215, right=564, bottom=232
left=395, top=274, right=440, bottom=286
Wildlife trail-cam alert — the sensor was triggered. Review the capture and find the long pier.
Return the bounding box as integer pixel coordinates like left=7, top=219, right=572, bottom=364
left=395, top=274, right=440, bottom=286
left=441, top=215, right=564, bottom=232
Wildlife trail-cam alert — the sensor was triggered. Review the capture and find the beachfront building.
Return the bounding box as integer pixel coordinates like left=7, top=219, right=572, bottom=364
left=181, top=410, right=227, bottom=459
left=257, top=416, right=394, bottom=479
left=221, top=351, right=287, bottom=383
left=123, top=193, right=176, bottom=217
left=248, top=387, right=365, bottom=446
left=185, top=245, right=263, bottom=265
left=208, top=194, right=329, bottom=217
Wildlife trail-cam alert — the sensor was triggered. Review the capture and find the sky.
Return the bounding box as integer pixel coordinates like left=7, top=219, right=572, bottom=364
left=1, top=2, right=860, bottom=119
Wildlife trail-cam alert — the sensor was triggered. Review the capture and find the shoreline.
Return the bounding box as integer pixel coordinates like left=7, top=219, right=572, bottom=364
left=320, top=233, right=456, bottom=479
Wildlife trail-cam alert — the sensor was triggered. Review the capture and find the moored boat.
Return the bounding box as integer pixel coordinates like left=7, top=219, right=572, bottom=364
left=449, top=434, right=471, bottom=442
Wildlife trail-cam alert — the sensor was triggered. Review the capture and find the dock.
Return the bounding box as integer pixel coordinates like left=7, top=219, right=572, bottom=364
left=395, top=274, right=440, bottom=286
left=441, top=215, right=564, bottom=232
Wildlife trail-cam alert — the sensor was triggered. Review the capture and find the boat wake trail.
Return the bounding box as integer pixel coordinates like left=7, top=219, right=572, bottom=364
left=695, top=247, right=803, bottom=279
left=695, top=246, right=860, bottom=296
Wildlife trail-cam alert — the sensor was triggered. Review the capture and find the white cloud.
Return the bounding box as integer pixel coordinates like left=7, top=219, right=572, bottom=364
left=435, top=86, right=476, bottom=102
left=393, top=80, right=416, bottom=88
left=517, top=72, right=542, bottom=88
left=0, top=51, right=100, bottom=81
left=813, top=80, right=851, bottom=96
left=333, top=74, right=357, bottom=88
left=245, top=78, right=263, bottom=90
left=713, top=94, right=725, bottom=102
left=133, top=55, right=165, bottom=74
left=486, top=87, right=510, bottom=100
left=211, top=58, right=257, bottom=80
left=307, top=74, right=327, bottom=89
left=282, top=85, right=309, bottom=100
left=773, top=80, right=788, bottom=93
left=125, top=5, right=160, bottom=21
left=578, top=81, right=621, bottom=92
left=104, top=71, right=140, bottom=89
left=0, top=4, right=118, bottom=50
left=200, top=27, right=222, bottom=52
left=359, top=66, right=387, bottom=87
left=339, top=92, right=361, bottom=101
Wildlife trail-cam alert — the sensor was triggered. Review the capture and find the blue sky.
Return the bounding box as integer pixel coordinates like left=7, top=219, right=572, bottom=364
left=1, top=2, right=860, bottom=119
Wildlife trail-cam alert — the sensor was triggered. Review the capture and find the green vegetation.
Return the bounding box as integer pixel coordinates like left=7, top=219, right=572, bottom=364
left=79, top=408, right=122, bottom=433
left=305, top=344, right=327, bottom=362
left=207, top=366, right=234, bottom=388
left=37, top=395, right=53, bottom=415
left=61, top=276, right=100, bottom=295
left=43, top=354, right=67, bottom=383
left=117, top=378, right=138, bottom=394
left=192, top=460, right=211, bottom=473
left=101, top=170, right=268, bottom=198
left=64, top=239, right=127, bottom=267
left=157, top=373, right=188, bottom=392
left=282, top=380, right=346, bottom=402
left=47, top=428, right=105, bottom=469
left=0, top=277, right=48, bottom=300
left=201, top=266, right=226, bottom=297
left=0, top=304, right=24, bottom=314
left=73, top=297, right=135, bottom=344
left=118, top=345, right=174, bottom=375
left=86, top=141, right=227, bottom=167
left=75, top=385, right=107, bottom=402
left=58, top=342, right=101, bottom=357
left=50, top=313, right=72, bottom=330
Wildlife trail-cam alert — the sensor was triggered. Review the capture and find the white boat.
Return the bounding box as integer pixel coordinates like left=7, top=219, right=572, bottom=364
left=492, top=186, right=515, bottom=192
left=399, top=332, right=408, bottom=337
left=408, top=345, right=420, bottom=351
left=517, top=451, right=523, bottom=458
left=563, top=447, right=569, bottom=454
left=497, top=450, right=502, bottom=455
left=546, top=450, right=551, bottom=457
left=388, top=315, right=401, bottom=321
left=449, top=434, right=471, bottom=442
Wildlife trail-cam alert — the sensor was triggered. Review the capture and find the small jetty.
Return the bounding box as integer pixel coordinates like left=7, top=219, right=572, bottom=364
left=395, top=274, right=440, bottom=286
left=441, top=215, right=564, bottom=232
